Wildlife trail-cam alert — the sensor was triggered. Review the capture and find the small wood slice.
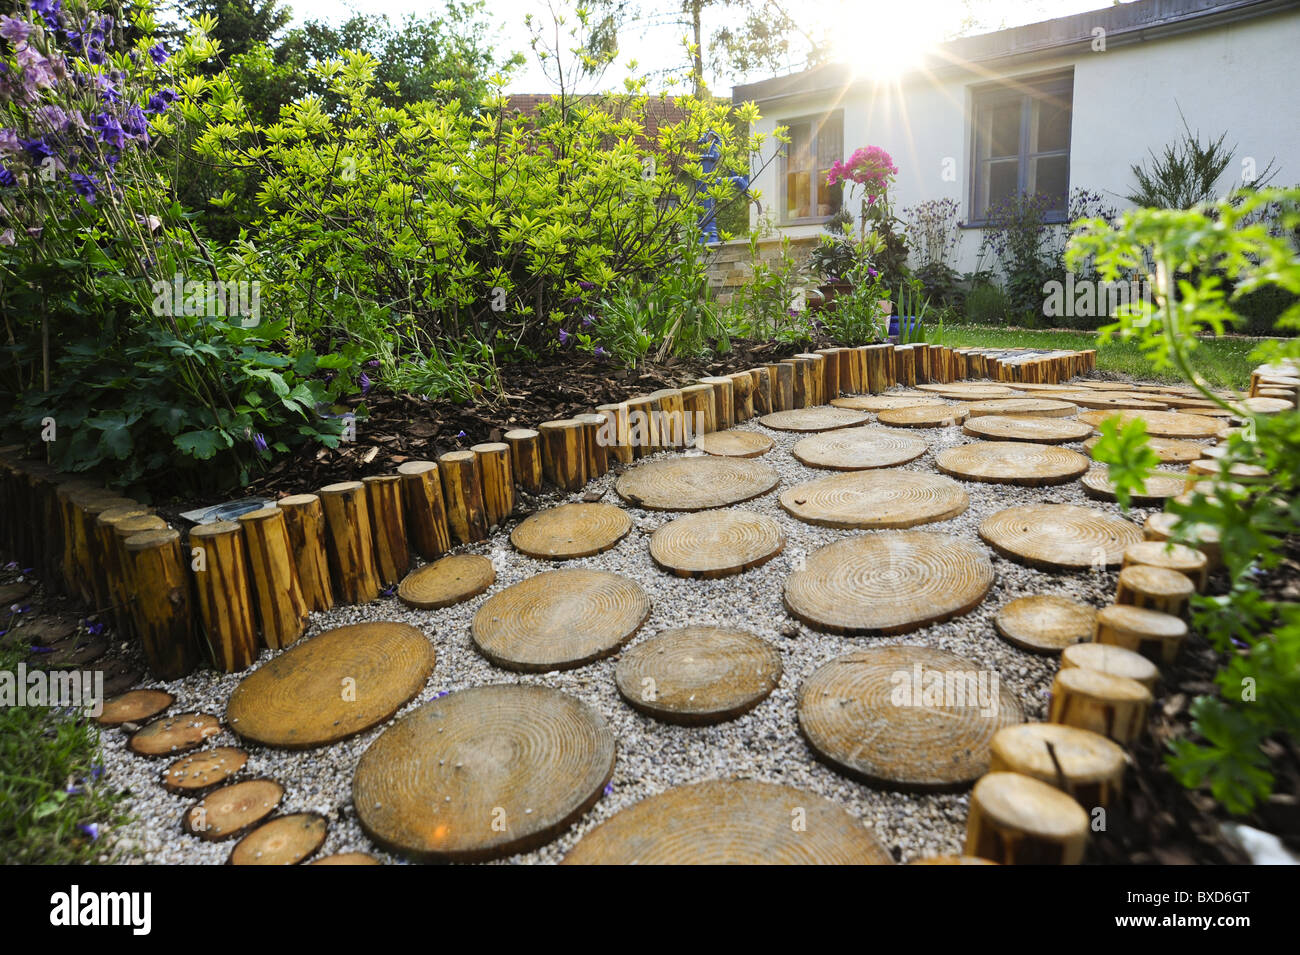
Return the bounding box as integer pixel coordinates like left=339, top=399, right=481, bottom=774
left=561, top=779, right=892, bottom=865
left=13, top=613, right=78, bottom=646
left=37, top=633, right=108, bottom=667
left=994, top=596, right=1097, bottom=653
left=1061, top=641, right=1159, bottom=689
left=397, top=555, right=495, bottom=608
left=937, top=442, right=1090, bottom=486
left=353, top=684, right=614, bottom=862
left=1081, top=467, right=1186, bottom=505
left=162, top=747, right=248, bottom=794
left=309, top=852, right=382, bottom=865
left=649, top=510, right=784, bottom=579
left=98, top=689, right=174, bottom=726
left=908, top=855, right=999, bottom=865
left=510, top=503, right=632, bottom=560
left=1242, top=396, right=1294, bottom=414
left=100, top=663, right=143, bottom=699
left=0, top=581, right=33, bottom=604
left=694, top=429, right=774, bottom=458
left=128, top=713, right=222, bottom=757
left=779, top=469, right=968, bottom=529
left=471, top=569, right=650, bottom=671
left=1084, top=435, right=1205, bottom=463
left=229, top=813, right=328, bottom=865
left=1123, top=540, right=1208, bottom=591
left=979, top=504, right=1143, bottom=570
left=785, top=531, right=993, bottom=634
left=831, top=394, right=944, bottom=411
left=184, top=779, right=285, bottom=841
left=964, top=772, right=1089, bottom=864
left=989, top=723, right=1127, bottom=805
left=963, top=415, right=1092, bottom=444
left=615, top=456, right=778, bottom=511
left=758, top=407, right=871, bottom=432
left=1054, top=392, right=1166, bottom=411
left=792, top=427, right=928, bottom=470
left=1077, top=409, right=1227, bottom=439
left=918, top=383, right=1020, bottom=399
left=965, top=398, right=1078, bottom=418
left=798, top=646, right=1023, bottom=789
left=876, top=404, right=970, bottom=428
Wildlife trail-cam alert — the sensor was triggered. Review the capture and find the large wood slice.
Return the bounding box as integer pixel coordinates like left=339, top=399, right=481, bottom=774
left=937, top=442, right=1089, bottom=486
left=510, top=502, right=631, bottom=560
left=184, top=779, right=284, bottom=841
left=162, top=747, right=248, bottom=794
left=963, top=415, right=1092, bottom=444
left=918, top=383, right=1020, bottom=399
left=798, top=646, right=1023, bottom=788
left=615, top=456, right=778, bottom=511
left=1077, top=409, right=1227, bottom=439
left=353, top=684, right=614, bottom=862
left=649, top=510, right=784, bottom=579
left=779, top=469, right=968, bottom=529
left=471, top=569, right=650, bottom=671
left=785, top=531, right=993, bottom=634
left=309, top=852, right=382, bottom=865
left=757, top=407, right=871, bottom=432
left=229, top=813, right=328, bottom=865
left=1054, top=392, right=1166, bottom=411
left=615, top=627, right=782, bottom=724
left=1083, top=435, right=1205, bottom=463
left=226, top=622, right=435, bottom=748
left=989, top=723, right=1127, bottom=808
left=979, top=504, right=1143, bottom=570
left=397, top=554, right=495, bottom=609
left=694, top=429, right=774, bottom=458
left=97, top=689, right=173, bottom=726
left=994, top=595, right=1097, bottom=654
left=1081, top=467, right=1186, bottom=505
left=792, top=426, right=928, bottom=470
left=964, top=772, right=1089, bottom=864
left=128, top=713, right=222, bottom=757
left=831, top=394, right=944, bottom=412
left=562, top=780, right=892, bottom=865
left=1242, top=396, right=1294, bottom=414
left=965, top=398, right=1078, bottom=418
left=876, top=403, right=970, bottom=428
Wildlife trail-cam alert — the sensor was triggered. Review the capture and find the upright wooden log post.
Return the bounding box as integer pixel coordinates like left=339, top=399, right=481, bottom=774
left=238, top=507, right=309, bottom=651
left=815, top=348, right=842, bottom=400
left=438, top=450, right=492, bottom=541
left=964, top=772, right=1089, bottom=865
left=698, top=377, right=734, bottom=430
left=1115, top=565, right=1194, bottom=618
left=277, top=493, right=335, bottom=612
left=650, top=389, right=686, bottom=447
left=839, top=348, right=861, bottom=395
left=678, top=386, right=715, bottom=438
left=95, top=504, right=152, bottom=636
left=1049, top=668, right=1152, bottom=746
left=504, top=428, right=547, bottom=489
left=70, top=491, right=134, bottom=610
left=473, top=441, right=517, bottom=524
left=915, top=344, right=931, bottom=384
left=537, top=420, right=588, bottom=492
left=363, top=475, right=410, bottom=586
left=624, top=396, right=659, bottom=458
left=784, top=358, right=813, bottom=408
left=896, top=345, right=917, bottom=387
left=727, top=373, right=754, bottom=423
left=124, top=529, right=199, bottom=680
left=748, top=367, right=772, bottom=416
left=767, top=362, right=794, bottom=411
left=1094, top=604, right=1188, bottom=665
left=189, top=521, right=259, bottom=672
left=794, top=353, right=825, bottom=404
left=864, top=345, right=887, bottom=394
left=319, top=481, right=382, bottom=604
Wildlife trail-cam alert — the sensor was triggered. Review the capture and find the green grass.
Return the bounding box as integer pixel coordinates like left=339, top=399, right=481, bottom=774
left=937, top=325, right=1261, bottom=390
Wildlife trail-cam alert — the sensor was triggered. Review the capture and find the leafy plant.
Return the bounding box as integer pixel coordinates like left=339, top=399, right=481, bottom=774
left=730, top=230, right=802, bottom=341
left=963, top=281, right=1010, bottom=326
left=1126, top=108, right=1276, bottom=210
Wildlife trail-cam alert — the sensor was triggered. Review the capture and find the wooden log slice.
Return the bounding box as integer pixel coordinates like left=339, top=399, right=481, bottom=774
left=472, top=569, right=650, bottom=671
left=397, top=555, right=495, bottom=609
left=226, top=621, right=435, bottom=748
left=615, top=456, right=778, bottom=512
left=1077, top=409, right=1227, bottom=439
left=353, top=684, right=615, bottom=862
left=876, top=403, right=970, bottom=428
left=908, top=855, right=999, bottom=865
left=1143, top=511, right=1221, bottom=570
left=1242, top=396, right=1294, bottom=414
left=510, top=502, right=632, bottom=560
left=15, top=612, right=78, bottom=647
left=694, top=429, right=774, bottom=458
left=1116, top=564, right=1194, bottom=617
left=994, top=595, right=1097, bottom=654
left=917, top=383, right=1020, bottom=399
left=979, top=504, right=1143, bottom=570
left=989, top=723, right=1127, bottom=808
left=831, top=394, right=944, bottom=412
left=757, top=407, right=871, bottom=432
left=936, top=442, right=1090, bottom=486
left=1083, top=435, right=1205, bottom=463
left=229, top=813, right=328, bottom=865
left=309, top=853, right=382, bottom=865
left=784, top=531, right=993, bottom=634
left=963, top=772, right=1089, bottom=864
left=614, top=627, right=782, bottom=724
left=162, top=747, right=248, bottom=794
left=798, top=646, right=1023, bottom=788
left=1061, top=641, right=1159, bottom=690
left=1053, top=392, right=1166, bottom=411
left=0, top=580, right=34, bottom=605
left=779, top=469, right=968, bottom=530
left=792, top=427, right=927, bottom=471
left=649, top=510, right=784, bottom=578
left=184, top=779, right=285, bottom=841
left=965, top=398, right=1078, bottom=418
left=101, top=663, right=144, bottom=699
left=1093, top=604, right=1188, bottom=665
left=128, top=712, right=222, bottom=757
left=561, top=779, right=892, bottom=865
left=1049, top=667, right=1152, bottom=745
left=1123, top=540, right=1208, bottom=592
left=98, top=689, right=174, bottom=726
left=963, top=415, right=1093, bottom=444
left=1080, top=467, right=1187, bottom=505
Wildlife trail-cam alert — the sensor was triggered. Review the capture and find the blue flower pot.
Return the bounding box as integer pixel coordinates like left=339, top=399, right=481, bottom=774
left=889, top=316, right=923, bottom=337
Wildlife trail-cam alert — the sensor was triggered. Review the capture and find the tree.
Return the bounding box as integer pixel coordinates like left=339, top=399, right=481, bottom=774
left=173, top=0, right=293, bottom=67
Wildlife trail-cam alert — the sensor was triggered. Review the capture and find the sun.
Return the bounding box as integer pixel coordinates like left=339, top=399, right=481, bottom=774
left=828, top=4, right=938, bottom=81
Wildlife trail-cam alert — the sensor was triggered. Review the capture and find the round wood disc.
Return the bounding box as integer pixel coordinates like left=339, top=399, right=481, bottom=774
left=908, top=855, right=999, bottom=865
left=971, top=772, right=1091, bottom=849
left=1083, top=435, right=1205, bottom=463
left=561, top=779, right=893, bottom=865
left=1081, top=467, right=1186, bottom=505
left=229, top=813, right=328, bottom=865
left=1061, top=641, right=1160, bottom=687
left=965, top=398, right=1078, bottom=418
left=13, top=612, right=78, bottom=647
left=798, top=646, right=1023, bottom=788
left=128, top=713, right=222, bottom=757
left=963, top=415, right=1093, bottom=444
left=1124, top=540, right=1207, bottom=584
left=1242, top=396, right=1294, bottom=414
left=649, top=510, right=784, bottom=578
left=792, top=426, right=928, bottom=470
left=471, top=569, right=650, bottom=671
left=994, top=595, right=1097, bottom=653
left=615, top=456, right=778, bottom=511
left=614, top=627, right=782, bottom=724
left=226, top=622, right=435, bottom=748
left=101, top=663, right=143, bottom=699
left=309, top=852, right=382, bottom=865
left=184, top=779, right=284, bottom=841
left=979, top=504, right=1143, bottom=569
left=98, top=689, right=174, bottom=727
left=918, top=383, right=1020, bottom=399
left=162, top=747, right=248, bottom=794
left=1054, top=392, right=1167, bottom=411
left=694, top=429, right=774, bottom=458
left=832, top=394, right=944, bottom=411
left=876, top=403, right=970, bottom=428
left=779, top=469, right=968, bottom=529
left=0, top=581, right=33, bottom=604
left=397, top=554, right=495, bottom=608
left=1077, top=409, right=1227, bottom=439
left=758, top=407, right=871, bottom=432
left=990, top=723, right=1127, bottom=790
left=510, top=503, right=632, bottom=560
left=353, top=684, right=614, bottom=862
left=37, top=633, right=108, bottom=667
left=937, top=442, right=1090, bottom=486
left=784, top=531, right=993, bottom=634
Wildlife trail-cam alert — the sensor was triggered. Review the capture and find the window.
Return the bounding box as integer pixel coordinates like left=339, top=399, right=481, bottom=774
left=780, top=112, right=843, bottom=222
left=970, top=72, right=1072, bottom=222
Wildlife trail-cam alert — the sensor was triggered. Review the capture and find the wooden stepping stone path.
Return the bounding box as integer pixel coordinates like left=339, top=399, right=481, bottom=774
left=990, top=723, right=1126, bottom=808
left=994, top=595, right=1097, bottom=653
left=964, top=772, right=1089, bottom=865
left=936, top=442, right=1089, bottom=486
left=965, top=398, right=1077, bottom=418
left=831, top=394, right=944, bottom=411
left=184, top=779, right=284, bottom=841
left=979, top=504, right=1143, bottom=570
left=649, top=510, right=784, bottom=579
left=128, top=713, right=221, bottom=757
left=1081, top=467, right=1186, bottom=505
left=694, top=429, right=773, bottom=458
left=615, top=456, right=778, bottom=511
left=98, top=689, right=174, bottom=727
left=561, top=779, right=893, bottom=865
left=309, top=852, right=382, bottom=865
left=877, top=403, right=970, bottom=428
left=229, top=813, right=327, bottom=865
left=917, top=383, right=1020, bottom=399
left=510, top=503, right=631, bottom=560
left=963, top=415, right=1092, bottom=444
left=1077, top=408, right=1226, bottom=439
left=398, top=554, right=495, bottom=608
left=162, top=747, right=248, bottom=794
left=758, top=406, right=870, bottom=432
left=784, top=531, right=992, bottom=634
left=792, top=427, right=927, bottom=470
left=353, top=684, right=614, bottom=862
left=1061, top=642, right=1158, bottom=689
left=1055, top=392, right=1166, bottom=411
left=779, top=470, right=967, bottom=530
left=471, top=569, right=649, bottom=671
left=226, top=622, right=435, bottom=748
left=798, top=646, right=1023, bottom=788
left=1083, top=435, right=1205, bottom=463
left=614, top=626, right=782, bottom=724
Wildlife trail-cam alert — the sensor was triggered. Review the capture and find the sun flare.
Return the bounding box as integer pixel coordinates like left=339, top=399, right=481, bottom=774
left=828, top=4, right=938, bottom=81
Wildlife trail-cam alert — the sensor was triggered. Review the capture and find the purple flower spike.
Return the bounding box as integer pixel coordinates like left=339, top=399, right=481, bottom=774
left=252, top=433, right=268, bottom=454
left=359, top=371, right=371, bottom=395
left=148, top=43, right=168, bottom=65
left=0, top=16, right=32, bottom=44
left=558, top=328, right=569, bottom=344
left=78, top=823, right=99, bottom=840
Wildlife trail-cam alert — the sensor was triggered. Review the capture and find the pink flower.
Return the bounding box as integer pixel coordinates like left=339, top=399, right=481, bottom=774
left=827, top=145, right=897, bottom=197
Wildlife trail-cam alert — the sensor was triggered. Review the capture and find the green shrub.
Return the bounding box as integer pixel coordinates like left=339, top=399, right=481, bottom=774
left=963, top=282, right=1009, bottom=326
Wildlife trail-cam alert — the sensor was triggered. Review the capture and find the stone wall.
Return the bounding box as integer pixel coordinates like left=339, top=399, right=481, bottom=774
left=704, top=236, right=820, bottom=305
